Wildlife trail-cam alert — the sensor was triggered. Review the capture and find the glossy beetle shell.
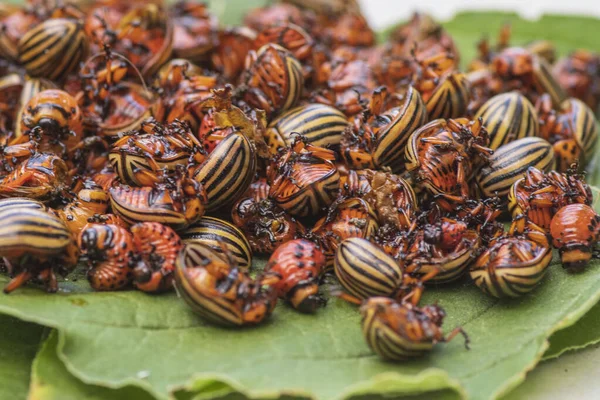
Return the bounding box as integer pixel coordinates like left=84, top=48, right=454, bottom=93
left=84, top=82, right=155, bottom=140
left=0, top=197, right=45, bottom=212
left=193, top=131, right=256, bottom=212
left=265, top=103, right=348, bottom=155
left=268, top=140, right=339, bottom=217
left=180, top=216, right=252, bottom=270
left=537, top=97, right=598, bottom=171
left=109, top=120, right=205, bottom=186
left=18, top=18, right=89, bottom=81
left=508, top=167, right=592, bottom=231
left=476, top=137, right=554, bottom=198
left=405, top=118, right=492, bottom=198
left=342, top=86, right=427, bottom=174
left=471, top=221, right=552, bottom=298
left=0, top=153, right=68, bottom=200
left=19, top=89, right=83, bottom=153
left=13, top=76, right=57, bottom=138
left=474, top=92, right=539, bottom=150
left=175, top=243, right=278, bottom=327
left=54, top=185, right=110, bottom=236
left=334, top=237, right=403, bottom=300
left=361, top=297, right=468, bottom=361
left=550, top=204, right=600, bottom=273
left=241, top=43, right=304, bottom=118
left=424, top=73, right=471, bottom=120
left=0, top=207, right=78, bottom=293
left=109, top=183, right=205, bottom=231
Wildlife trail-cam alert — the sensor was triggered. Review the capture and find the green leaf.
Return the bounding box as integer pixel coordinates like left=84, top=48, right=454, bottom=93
left=501, top=343, right=600, bottom=399
left=0, top=315, right=44, bottom=400
left=29, top=330, right=154, bottom=400
left=543, top=301, right=600, bottom=360
left=1, top=243, right=600, bottom=400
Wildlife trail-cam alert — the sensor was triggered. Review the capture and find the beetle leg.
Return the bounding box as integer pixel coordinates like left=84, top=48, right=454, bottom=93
left=456, top=157, right=470, bottom=198
left=512, top=243, right=531, bottom=262
left=3, top=270, right=32, bottom=294
left=420, top=137, right=452, bottom=146
left=444, top=327, right=471, bottom=350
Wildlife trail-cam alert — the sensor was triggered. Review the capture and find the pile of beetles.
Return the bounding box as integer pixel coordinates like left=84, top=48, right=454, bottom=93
left=0, top=0, right=599, bottom=361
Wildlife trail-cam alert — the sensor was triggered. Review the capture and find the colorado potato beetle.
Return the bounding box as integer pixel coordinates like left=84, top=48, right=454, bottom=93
left=388, top=13, right=459, bottom=62
left=476, top=137, right=555, bottom=198
left=312, top=197, right=379, bottom=264
left=424, top=73, right=471, bottom=121
left=79, top=50, right=155, bottom=139
left=109, top=119, right=206, bottom=187
left=536, top=95, right=598, bottom=171
left=13, top=76, right=57, bottom=139
left=334, top=237, right=404, bottom=300
left=508, top=167, right=592, bottom=231
left=340, top=170, right=418, bottom=230
left=361, top=297, right=470, bottom=361
left=78, top=223, right=135, bottom=291
left=241, top=43, right=304, bottom=118
left=112, top=3, right=173, bottom=78
left=193, top=130, right=256, bottom=212
left=268, top=137, right=340, bottom=217
left=0, top=207, right=78, bottom=293
left=170, top=1, right=218, bottom=63
left=175, top=243, right=278, bottom=327
left=231, top=196, right=305, bottom=254
left=18, top=89, right=83, bottom=156
left=405, top=118, right=493, bottom=202
left=109, top=175, right=206, bottom=230
left=341, top=86, right=427, bottom=173
left=324, top=12, right=375, bottom=49
left=474, top=92, right=539, bottom=150
left=254, top=23, right=314, bottom=67
left=53, top=182, right=110, bottom=236
left=397, top=218, right=480, bottom=284
left=265, top=103, right=348, bottom=156
left=180, top=216, right=252, bottom=271
left=550, top=204, right=600, bottom=273
left=130, top=222, right=183, bottom=293
left=0, top=152, right=69, bottom=200
left=264, top=239, right=326, bottom=313
left=211, top=27, right=256, bottom=81
left=471, top=218, right=552, bottom=298
left=18, top=18, right=89, bottom=81
left=553, top=50, right=600, bottom=112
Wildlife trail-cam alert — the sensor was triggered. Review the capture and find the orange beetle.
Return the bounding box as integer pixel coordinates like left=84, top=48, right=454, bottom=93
left=18, top=89, right=83, bottom=156
left=130, top=222, right=183, bottom=293
left=550, top=204, right=600, bottom=272
left=264, top=239, right=326, bottom=313
left=79, top=223, right=135, bottom=291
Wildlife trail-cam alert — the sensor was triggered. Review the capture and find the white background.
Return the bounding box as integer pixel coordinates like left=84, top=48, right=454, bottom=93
left=359, top=0, right=600, bottom=30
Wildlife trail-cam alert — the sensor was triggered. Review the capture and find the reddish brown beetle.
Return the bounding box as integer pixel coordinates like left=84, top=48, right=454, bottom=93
left=263, top=239, right=327, bottom=313
left=550, top=204, right=600, bottom=272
